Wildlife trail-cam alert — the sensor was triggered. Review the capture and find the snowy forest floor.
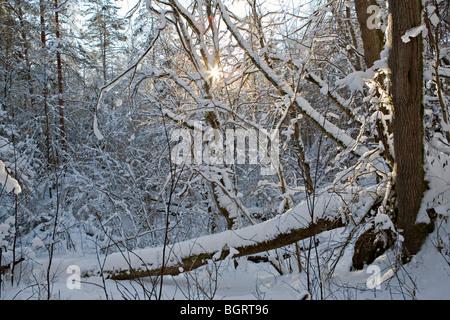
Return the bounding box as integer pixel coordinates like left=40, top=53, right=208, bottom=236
left=1, top=225, right=449, bottom=300
left=2, top=143, right=450, bottom=300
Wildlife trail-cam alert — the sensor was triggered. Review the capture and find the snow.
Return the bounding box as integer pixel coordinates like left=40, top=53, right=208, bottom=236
left=1, top=218, right=448, bottom=300
left=93, top=115, right=104, bottom=140
left=401, top=24, right=427, bottom=43
left=336, top=69, right=375, bottom=93
left=429, top=13, right=440, bottom=27
left=1, top=162, right=449, bottom=300
left=18, top=137, right=442, bottom=300
left=31, top=237, right=45, bottom=250
left=0, top=160, right=21, bottom=195
left=1, top=0, right=449, bottom=303
left=95, top=187, right=348, bottom=276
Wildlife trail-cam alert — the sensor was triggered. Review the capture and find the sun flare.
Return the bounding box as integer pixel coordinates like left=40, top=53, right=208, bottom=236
left=209, top=66, right=221, bottom=81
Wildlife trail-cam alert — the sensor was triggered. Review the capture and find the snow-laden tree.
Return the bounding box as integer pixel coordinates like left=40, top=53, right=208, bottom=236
left=81, top=0, right=449, bottom=285
left=0, top=0, right=448, bottom=300
left=83, top=0, right=128, bottom=84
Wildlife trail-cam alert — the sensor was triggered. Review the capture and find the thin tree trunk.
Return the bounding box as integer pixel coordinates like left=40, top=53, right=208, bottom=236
left=17, top=0, right=34, bottom=109
left=39, top=0, right=52, bottom=166
left=290, top=108, right=314, bottom=195
left=423, top=2, right=450, bottom=142
left=55, top=0, right=66, bottom=152
left=102, top=26, right=107, bottom=84
left=346, top=6, right=362, bottom=71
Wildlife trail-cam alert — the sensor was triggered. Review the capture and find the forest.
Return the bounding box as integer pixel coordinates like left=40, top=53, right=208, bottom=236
left=0, top=0, right=449, bottom=300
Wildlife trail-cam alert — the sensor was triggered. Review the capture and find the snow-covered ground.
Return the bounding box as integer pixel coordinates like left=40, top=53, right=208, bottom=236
left=1, top=224, right=448, bottom=300
left=1, top=138, right=449, bottom=300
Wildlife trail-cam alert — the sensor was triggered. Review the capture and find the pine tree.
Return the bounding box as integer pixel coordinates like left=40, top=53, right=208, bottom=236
left=83, top=0, right=128, bottom=84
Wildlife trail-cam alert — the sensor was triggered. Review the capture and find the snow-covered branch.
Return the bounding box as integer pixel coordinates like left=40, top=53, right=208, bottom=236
left=83, top=185, right=381, bottom=280
left=216, top=0, right=368, bottom=157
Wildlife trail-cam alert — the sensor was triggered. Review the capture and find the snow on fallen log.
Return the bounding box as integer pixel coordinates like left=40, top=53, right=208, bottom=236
left=85, top=186, right=380, bottom=280
left=0, top=160, right=21, bottom=195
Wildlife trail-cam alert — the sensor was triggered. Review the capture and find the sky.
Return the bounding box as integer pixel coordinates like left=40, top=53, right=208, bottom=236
left=117, top=0, right=140, bottom=17
left=116, top=0, right=313, bottom=18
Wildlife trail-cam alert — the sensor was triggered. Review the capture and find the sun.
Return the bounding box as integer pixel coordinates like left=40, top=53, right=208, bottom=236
left=208, top=66, right=221, bottom=82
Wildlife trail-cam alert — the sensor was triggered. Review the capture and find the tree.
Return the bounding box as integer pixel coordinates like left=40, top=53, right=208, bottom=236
left=354, top=0, right=384, bottom=68
left=389, top=0, right=429, bottom=260
left=86, top=0, right=445, bottom=282
left=2, top=0, right=447, bottom=298
left=55, top=0, right=67, bottom=152
left=86, top=0, right=376, bottom=280
left=83, top=0, right=128, bottom=84
left=39, top=0, right=52, bottom=166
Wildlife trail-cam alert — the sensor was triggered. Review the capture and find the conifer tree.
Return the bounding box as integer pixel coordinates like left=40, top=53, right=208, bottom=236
left=83, top=0, right=127, bottom=84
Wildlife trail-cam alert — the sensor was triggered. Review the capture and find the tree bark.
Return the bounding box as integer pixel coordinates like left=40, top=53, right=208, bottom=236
left=354, top=0, right=385, bottom=68
left=389, top=0, right=427, bottom=259
left=55, top=0, right=66, bottom=152
left=39, top=0, right=52, bottom=166
left=354, top=0, right=395, bottom=168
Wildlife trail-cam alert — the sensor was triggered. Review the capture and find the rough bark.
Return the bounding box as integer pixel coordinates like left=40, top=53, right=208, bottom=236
left=354, top=0, right=385, bottom=68
left=389, top=0, right=428, bottom=259
left=354, top=0, right=395, bottom=167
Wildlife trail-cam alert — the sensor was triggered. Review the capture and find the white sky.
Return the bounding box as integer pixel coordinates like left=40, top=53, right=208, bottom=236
left=117, top=0, right=313, bottom=19
left=117, top=0, right=140, bottom=17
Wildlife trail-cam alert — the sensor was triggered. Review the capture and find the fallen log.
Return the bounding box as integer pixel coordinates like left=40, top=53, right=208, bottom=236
left=84, top=187, right=380, bottom=280
left=106, top=217, right=345, bottom=280
left=0, top=257, right=25, bottom=275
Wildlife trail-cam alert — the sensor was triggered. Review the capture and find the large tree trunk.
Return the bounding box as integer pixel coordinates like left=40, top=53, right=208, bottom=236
left=389, top=0, right=428, bottom=260
left=104, top=218, right=345, bottom=280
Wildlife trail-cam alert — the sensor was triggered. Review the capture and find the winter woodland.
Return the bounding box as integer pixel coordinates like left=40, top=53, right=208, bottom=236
left=0, top=0, right=449, bottom=300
